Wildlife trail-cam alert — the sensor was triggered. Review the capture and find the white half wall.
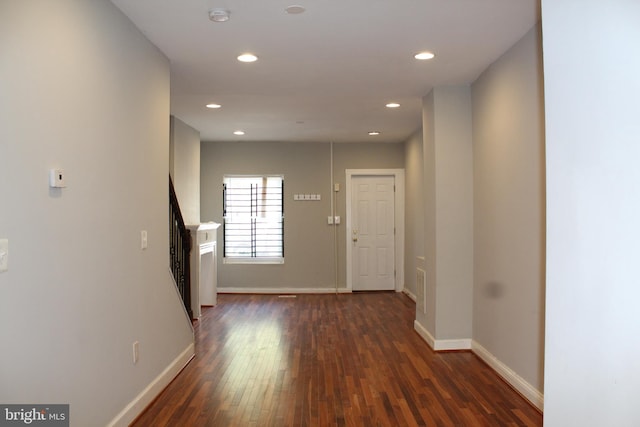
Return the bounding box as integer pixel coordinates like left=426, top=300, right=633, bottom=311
left=170, top=116, right=201, bottom=225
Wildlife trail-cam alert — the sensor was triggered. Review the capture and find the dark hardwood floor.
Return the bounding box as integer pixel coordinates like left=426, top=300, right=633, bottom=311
left=132, top=292, right=542, bottom=426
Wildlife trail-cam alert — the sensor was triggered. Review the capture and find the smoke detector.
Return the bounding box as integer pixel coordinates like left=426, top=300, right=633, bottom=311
left=209, top=9, right=230, bottom=22
left=285, top=5, right=306, bottom=14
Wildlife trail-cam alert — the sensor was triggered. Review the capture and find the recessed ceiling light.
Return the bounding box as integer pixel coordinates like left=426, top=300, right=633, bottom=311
left=237, top=53, right=258, bottom=63
left=206, top=103, right=221, bottom=109
left=208, top=9, right=230, bottom=22
left=414, top=51, right=435, bottom=60
left=368, top=131, right=381, bottom=136
left=386, top=102, right=400, bottom=108
left=285, top=5, right=306, bottom=14
left=233, top=130, right=245, bottom=136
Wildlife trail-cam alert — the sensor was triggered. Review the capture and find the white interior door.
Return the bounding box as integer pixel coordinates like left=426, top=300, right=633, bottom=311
left=351, top=175, right=395, bottom=291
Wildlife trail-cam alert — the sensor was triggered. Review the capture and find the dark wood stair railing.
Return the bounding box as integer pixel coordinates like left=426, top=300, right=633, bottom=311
left=169, top=176, right=193, bottom=319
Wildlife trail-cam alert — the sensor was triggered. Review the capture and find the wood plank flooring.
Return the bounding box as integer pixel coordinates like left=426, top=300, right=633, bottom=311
left=132, top=292, right=542, bottom=426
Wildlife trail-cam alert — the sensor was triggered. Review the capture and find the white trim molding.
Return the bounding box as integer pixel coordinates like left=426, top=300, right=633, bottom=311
left=345, top=169, right=405, bottom=292
left=403, top=288, right=417, bottom=302
left=471, top=341, right=544, bottom=411
left=107, top=343, right=195, bottom=427
left=414, top=320, right=436, bottom=348
left=413, top=320, right=472, bottom=351
left=218, top=287, right=352, bottom=294
left=413, top=321, right=543, bottom=410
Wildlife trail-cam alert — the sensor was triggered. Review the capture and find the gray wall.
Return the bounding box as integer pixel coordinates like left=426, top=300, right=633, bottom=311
left=170, top=116, right=201, bottom=225
left=332, top=143, right=406, bottom=289
left=0, top=1, right=194, bottom=425
left=200, top=141, right=404, bottom=290
left=421, top=92, right=438, bottom=333
left=403, top=130, right=424, bottom=299
left=472, top=25, right=545, bottom=393
left=418, top=87, right=474, bottom=342
left=542, top=1, right=640, bottom=424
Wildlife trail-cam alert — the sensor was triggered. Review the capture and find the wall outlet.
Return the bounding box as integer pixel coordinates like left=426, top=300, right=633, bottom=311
left=133, top=341, right=139, bottom=364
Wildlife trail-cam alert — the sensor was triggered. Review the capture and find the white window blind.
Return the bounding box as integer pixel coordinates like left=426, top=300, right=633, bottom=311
left=223, top=176, right=284, bottom=263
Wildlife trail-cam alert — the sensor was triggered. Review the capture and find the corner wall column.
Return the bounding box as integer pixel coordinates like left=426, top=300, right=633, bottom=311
left=416, top=86, right=474, bottom=349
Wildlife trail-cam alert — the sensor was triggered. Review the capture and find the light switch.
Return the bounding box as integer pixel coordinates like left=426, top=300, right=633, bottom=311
left=0, top=239, right=8, bottom=272
left=133, top=341, right=139, bottom=364
left=141, top=231, right=148, bottom=250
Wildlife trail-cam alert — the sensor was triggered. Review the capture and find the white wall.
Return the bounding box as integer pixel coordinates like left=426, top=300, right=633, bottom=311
left=170, top=116, right=201, bottom=225
left=0, top=1, right=194, bottom=425
left=471, top=25, right=545, bottom=398
left=543, top=1, right=640, bottom=425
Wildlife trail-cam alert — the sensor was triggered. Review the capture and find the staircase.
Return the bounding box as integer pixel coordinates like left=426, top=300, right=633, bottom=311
left=169, top=176, right=192, bottom=319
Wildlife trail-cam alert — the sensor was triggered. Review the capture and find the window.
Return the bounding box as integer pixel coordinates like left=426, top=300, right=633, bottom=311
left=223, top=175, right=284, bottom=263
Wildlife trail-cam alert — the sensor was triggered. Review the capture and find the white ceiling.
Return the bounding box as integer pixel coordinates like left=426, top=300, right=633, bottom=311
left=110, top=0, right=539, bottom=143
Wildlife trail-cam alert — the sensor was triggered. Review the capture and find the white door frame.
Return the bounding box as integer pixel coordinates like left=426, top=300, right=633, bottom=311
left=346, top=169, right=405, bottom=292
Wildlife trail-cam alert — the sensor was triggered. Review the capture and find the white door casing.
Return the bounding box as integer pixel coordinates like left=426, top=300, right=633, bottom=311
left=351, top=175, right=395, bottom=290
left=346, top=169, right=405, bottom=292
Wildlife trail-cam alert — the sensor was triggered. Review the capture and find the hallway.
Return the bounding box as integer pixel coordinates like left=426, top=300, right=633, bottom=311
left=133, top=293, right=542, bottom=426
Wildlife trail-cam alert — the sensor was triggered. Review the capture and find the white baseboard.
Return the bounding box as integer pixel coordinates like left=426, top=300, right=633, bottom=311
left=471, top=341, right=544, bottom=411
left=107, top=342, right=195, bottom=427
left=413, top=320, right=472, bottom=351
left=218, top=287, right=351, bottom=294
left=403, top=288, right=417, bottom=302
left=413, top=323, right=542, bottom=410
left=434, top=338, right=472, bottom=351
left=414, top=320, right=436, bottom=348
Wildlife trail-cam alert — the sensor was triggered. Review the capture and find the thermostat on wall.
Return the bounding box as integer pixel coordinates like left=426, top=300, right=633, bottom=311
left=49, top=169, right=66, bottom=188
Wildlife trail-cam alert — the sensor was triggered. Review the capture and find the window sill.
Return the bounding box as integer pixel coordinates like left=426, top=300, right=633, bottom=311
left=223, top=257, right=284, bottom=265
